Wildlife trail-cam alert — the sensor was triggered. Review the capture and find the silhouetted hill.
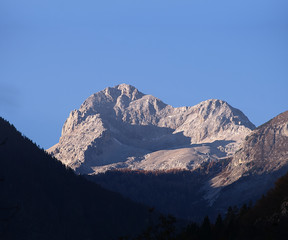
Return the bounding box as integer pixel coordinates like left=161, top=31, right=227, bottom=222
left=0, top=117, right=150, bottom=240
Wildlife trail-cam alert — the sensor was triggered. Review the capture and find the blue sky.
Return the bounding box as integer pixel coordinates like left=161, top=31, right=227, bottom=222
left=1, top=0, right=287, bottom=149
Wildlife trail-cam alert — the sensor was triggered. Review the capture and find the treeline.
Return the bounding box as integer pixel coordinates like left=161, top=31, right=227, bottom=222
left=129, top=205, right=251, bottom=240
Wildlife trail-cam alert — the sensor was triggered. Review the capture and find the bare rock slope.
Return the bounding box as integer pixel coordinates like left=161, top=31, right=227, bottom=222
left=48, top=84, right=255, bottom=174
left=205, top=111, right=288, bottom=210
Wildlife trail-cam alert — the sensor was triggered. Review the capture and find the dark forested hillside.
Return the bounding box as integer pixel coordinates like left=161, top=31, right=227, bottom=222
left=88, top=159, right=230, bottom=222
left=237, top=171, right=288, bottom=239
left=126, top=170, right=288, bottom=240
left=0, top=117, right=151, bottom=240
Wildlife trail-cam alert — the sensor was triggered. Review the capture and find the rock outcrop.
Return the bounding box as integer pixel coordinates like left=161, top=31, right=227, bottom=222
left=212, top=111, right=288, bottom=187
left=205, top=111, right=288, bottom=209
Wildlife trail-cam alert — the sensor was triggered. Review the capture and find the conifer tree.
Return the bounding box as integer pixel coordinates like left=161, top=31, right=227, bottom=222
left=200, top=215, right=211, bottom=240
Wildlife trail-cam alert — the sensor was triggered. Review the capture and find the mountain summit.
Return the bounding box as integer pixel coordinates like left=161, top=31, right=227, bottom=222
left=48, top=84, right=255, bottom=174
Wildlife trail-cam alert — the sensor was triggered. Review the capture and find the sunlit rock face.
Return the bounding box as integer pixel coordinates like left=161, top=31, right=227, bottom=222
left=205, top=111, right=288, bottom=210
left=211, top=111, right=288, bottom=187
left=48, top=84, right=255, bottom=174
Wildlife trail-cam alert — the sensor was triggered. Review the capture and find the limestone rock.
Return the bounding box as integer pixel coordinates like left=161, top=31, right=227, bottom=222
left=48, top=84, right=255, bottom=174
left=205, top=111, right=288, bottom=208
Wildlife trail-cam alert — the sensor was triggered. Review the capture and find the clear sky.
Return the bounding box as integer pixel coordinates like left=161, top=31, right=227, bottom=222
left=1, top=0, right=287, bottom=149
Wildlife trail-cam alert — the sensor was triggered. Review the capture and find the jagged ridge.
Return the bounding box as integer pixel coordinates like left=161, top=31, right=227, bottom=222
left=48, top=84, right=255, bottom=174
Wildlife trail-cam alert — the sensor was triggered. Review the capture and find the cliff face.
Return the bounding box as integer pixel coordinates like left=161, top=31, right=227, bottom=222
left=48, top=84, right=255, bottom=174
left=211, top=111, right=288, bottom=188
left=205, top=111, right=288, bottom=210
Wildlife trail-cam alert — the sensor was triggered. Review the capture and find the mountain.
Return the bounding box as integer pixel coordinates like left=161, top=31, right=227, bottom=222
left=88, top=111, right=288, bottom=221
left=0, top=117, right=151, bottom=240
left=213, top=110, right=288, bottom=187
left=48, top=83, right=255, bottom=174
left=206, top=110, right=288, bottom=212
left=47, top=84, right=288, bottom=221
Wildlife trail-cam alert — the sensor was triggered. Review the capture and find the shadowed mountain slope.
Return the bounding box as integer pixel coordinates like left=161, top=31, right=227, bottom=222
left=0, top=117, right=150, bottom=240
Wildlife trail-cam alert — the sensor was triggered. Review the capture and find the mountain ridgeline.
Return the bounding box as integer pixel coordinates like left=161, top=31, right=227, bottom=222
left=0, top=117, right=151, bottom=240
left=48, top=83, right=255, bottom=174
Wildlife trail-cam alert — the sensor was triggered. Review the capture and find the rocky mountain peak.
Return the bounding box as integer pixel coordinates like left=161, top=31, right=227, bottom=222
left=194, top=99, right=255, bottom=129
left=48, top=85, right=255, bottom=174
left=196, top=99, right=231, bottom=114
left=116, top=83, right=138, bottom=95
left=106, top=83, right=144, bottom=101
left=78, top=84, right=144, bottom=114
